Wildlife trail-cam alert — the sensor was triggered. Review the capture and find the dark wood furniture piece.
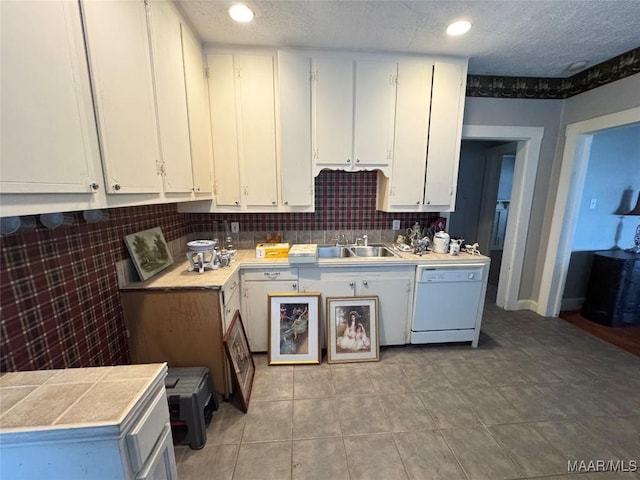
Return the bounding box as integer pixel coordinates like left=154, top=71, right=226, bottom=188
left=581, top=250, right=640, bottom=327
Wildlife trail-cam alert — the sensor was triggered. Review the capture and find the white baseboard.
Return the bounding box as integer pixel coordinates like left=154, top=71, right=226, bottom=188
left=517, top=299, right=538, bottom=312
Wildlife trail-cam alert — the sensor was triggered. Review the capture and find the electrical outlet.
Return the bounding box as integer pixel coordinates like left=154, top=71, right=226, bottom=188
left=589, top=199, right=597, bottom=209
left=231, top=222, right=240, bottom=233
left=392, top=219, right=401, bottom=230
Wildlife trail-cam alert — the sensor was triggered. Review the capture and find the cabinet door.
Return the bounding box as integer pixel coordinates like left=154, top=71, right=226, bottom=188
left=182, top=23, right=213, bottom=194
left=424, top=62, right=466, bottom=209
left=359, top=273, right=413, bottom=345
left=148, top=0, right=193, bottom=193
left=135, top=425, right=178, bottom=480
left=1, top=1, right=100, bottom=194
left=208, top=54, right=242, bottom=206
left=313, top=57, right=353, bottom=167
left=236, top=55, right=278, bottom=206
left=353, top=60, right=397, bottom=167
left=242, top=279, right=299, bottom=352
left=388, top=61, right=433, bottom=206
left=278, top=51, right=313, bottom=206
left=82, top=0, right=162, bottom=194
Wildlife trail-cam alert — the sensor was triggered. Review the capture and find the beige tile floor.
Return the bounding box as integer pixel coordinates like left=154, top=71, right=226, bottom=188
left=174, top=301, right=640, bottom=480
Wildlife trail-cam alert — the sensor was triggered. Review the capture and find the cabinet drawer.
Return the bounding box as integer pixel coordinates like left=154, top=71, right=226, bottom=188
left=126, top=388, right=170, bottom=474
left=242, top=268, right=298, bottom=281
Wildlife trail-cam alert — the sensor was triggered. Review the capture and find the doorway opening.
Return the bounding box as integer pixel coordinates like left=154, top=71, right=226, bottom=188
left=449, top=141, right=517, bottom=304
left=455, top=125, right=543, bottom=311
left=538, top=106, right=640, bottom=317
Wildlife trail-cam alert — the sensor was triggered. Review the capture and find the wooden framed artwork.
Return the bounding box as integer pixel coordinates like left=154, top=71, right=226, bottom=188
left=326, top=296, right=380, bottom=364
left=223, top=310, right=255, bottom=412
left=124, top=227, right=173, bottom=281
left=268, top=293, right=321, bottom=365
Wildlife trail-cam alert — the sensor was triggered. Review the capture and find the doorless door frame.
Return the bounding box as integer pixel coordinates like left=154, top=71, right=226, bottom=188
left=461, top=125, right=543, bottom=310
left=537, top=107, right=640, bottom=317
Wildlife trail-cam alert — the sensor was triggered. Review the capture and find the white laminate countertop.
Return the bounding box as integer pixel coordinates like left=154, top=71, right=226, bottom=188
left=0, top=363, right=166, bottom=434
left=119, top=246, right=490, bottom=291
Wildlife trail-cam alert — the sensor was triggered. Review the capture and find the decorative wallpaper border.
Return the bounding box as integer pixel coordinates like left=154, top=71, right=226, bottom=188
left=467, top=47, right=640, bottom=99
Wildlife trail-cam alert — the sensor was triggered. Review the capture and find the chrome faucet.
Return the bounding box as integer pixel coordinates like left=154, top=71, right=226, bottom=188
left=363, top=235, right=368, bottom=246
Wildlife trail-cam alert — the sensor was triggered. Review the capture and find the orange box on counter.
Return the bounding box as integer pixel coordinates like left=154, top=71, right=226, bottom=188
left=255, top=243, right=290, bottom=259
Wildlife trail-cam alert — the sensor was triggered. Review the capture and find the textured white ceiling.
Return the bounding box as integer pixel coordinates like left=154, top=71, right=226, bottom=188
left=176, top=0, right=640, bottom=77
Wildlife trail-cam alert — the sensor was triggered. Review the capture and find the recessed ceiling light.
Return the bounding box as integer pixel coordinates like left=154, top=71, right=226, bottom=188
left=446, top=20, right=472, bottom=36
left=229, top=3, right=254, bottom=23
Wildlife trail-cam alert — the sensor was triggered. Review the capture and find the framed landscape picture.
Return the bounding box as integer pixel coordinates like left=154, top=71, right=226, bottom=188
left=326, top=296, right=379, bottom=364
left=124, top=227, right=173, bottom=281
left=223, top=311, right=255, bottom=413
left=268, top=293, right=321, bottom=365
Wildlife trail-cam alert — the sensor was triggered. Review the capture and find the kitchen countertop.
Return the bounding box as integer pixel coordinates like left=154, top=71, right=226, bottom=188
left=119, top=245, right=489, bottom=290
left=0, top=363, right=166, bottom=435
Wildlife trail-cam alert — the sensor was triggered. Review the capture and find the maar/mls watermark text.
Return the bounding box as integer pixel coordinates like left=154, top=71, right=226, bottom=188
left=568, top=459, right=637, bottom=473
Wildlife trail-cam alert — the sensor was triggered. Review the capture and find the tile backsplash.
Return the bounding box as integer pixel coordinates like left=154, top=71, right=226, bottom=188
left=1, top=170, right=441, bottom=372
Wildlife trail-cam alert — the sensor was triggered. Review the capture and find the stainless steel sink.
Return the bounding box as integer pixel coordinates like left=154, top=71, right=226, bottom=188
left=317, top=246, right=353, bottom=258
left=349, top=245, right=399, bottom=257
left=317, top=244, right=398, bottom=258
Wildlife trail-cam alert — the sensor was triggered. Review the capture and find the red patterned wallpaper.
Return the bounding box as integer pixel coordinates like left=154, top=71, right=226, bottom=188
left=1, top=170, right=439, bottom=372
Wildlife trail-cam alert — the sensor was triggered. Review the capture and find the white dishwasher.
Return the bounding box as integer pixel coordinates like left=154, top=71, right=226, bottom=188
left=411, top=263, right=486, bottom=347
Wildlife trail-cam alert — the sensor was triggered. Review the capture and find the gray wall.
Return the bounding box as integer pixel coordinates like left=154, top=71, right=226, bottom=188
left=463, top=73, right=640, bottom=308
left=572, top=124, right=640, bottom=251
left=462, top=97, right=564, bottom=302
left=535, top=73, right=640, bottom=302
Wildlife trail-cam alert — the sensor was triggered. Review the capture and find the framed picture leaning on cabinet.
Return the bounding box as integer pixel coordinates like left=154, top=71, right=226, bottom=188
left=268, top=293, right=321, bottom=365
left=326, top=296, right=379, bottom=364
left=223, top=311, right=255, bottom=412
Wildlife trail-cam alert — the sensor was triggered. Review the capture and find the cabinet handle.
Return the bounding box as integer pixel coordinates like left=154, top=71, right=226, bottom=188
left=426, top=200, right=431, bottom=205
left=284, top=201, right=289, bottom=205
left=272, top=201, right=276, bottom=205
left=416, top=201, right=420, bottom=204
left=356, top=159, right=360, bottom=164
left=226, top=306, right=231, bottom=314
left=362, top=280, right=368, bottom=287
left=113, top=183, right=121, bottom=191
left=346, top=159, right=351, bottom=164
left=229, top=281, right=237, bottom=291
left=235, top=201, right=240, bottom=205
left=292, top=283, right=297, bottom=290
left=264, top=272, right=281, bottom=279
left=90, top=182, right=99, bottom=191
left=349, top=281, right=354, bottom=287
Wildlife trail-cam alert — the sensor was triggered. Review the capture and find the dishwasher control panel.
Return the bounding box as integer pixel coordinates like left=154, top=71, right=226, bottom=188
left=418, top=266, right=483, bottom=283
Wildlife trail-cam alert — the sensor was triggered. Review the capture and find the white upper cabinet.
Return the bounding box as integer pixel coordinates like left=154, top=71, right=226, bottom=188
left=424, top=62, right=466, bottom=211
left=377, top=60, right=467, bottom=212
left=81, top=0, right=162, bottom=194
left=207, top=54, right=242, bottom=206
left=377, top=60, right=433, bottom=209
left=277, top=51, right=314, bottom=207
left=312, top=56, right=397, bottom=174
left=207, top=54, right=278, bottom=208
left=237, top=55, right=278, bottom=206
left=147, top=0, right=193, bottom=194
left=352, top=60, right=397, bottom=168
left=181, top=21, right=214, bottom=195
left=0, top=1, right=101, bottom=195
left=313, top=57, right=354, bottom=168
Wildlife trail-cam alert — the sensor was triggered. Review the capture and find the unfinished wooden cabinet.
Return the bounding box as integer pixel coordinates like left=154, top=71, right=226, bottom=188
left=120, top=289, right=229, bottom=399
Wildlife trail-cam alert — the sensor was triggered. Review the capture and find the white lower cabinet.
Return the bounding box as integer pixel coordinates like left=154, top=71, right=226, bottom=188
left=0, top=365, right=177, bottom=480
left=241, top=268, right=299, bottom=351
left=299, top=266, right=415, bottom=345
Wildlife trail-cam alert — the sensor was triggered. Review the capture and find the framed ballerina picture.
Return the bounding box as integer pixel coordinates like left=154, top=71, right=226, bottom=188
left=267, top=293, right=321, bottom=365
left=326, top=296, right=379, bottom=364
